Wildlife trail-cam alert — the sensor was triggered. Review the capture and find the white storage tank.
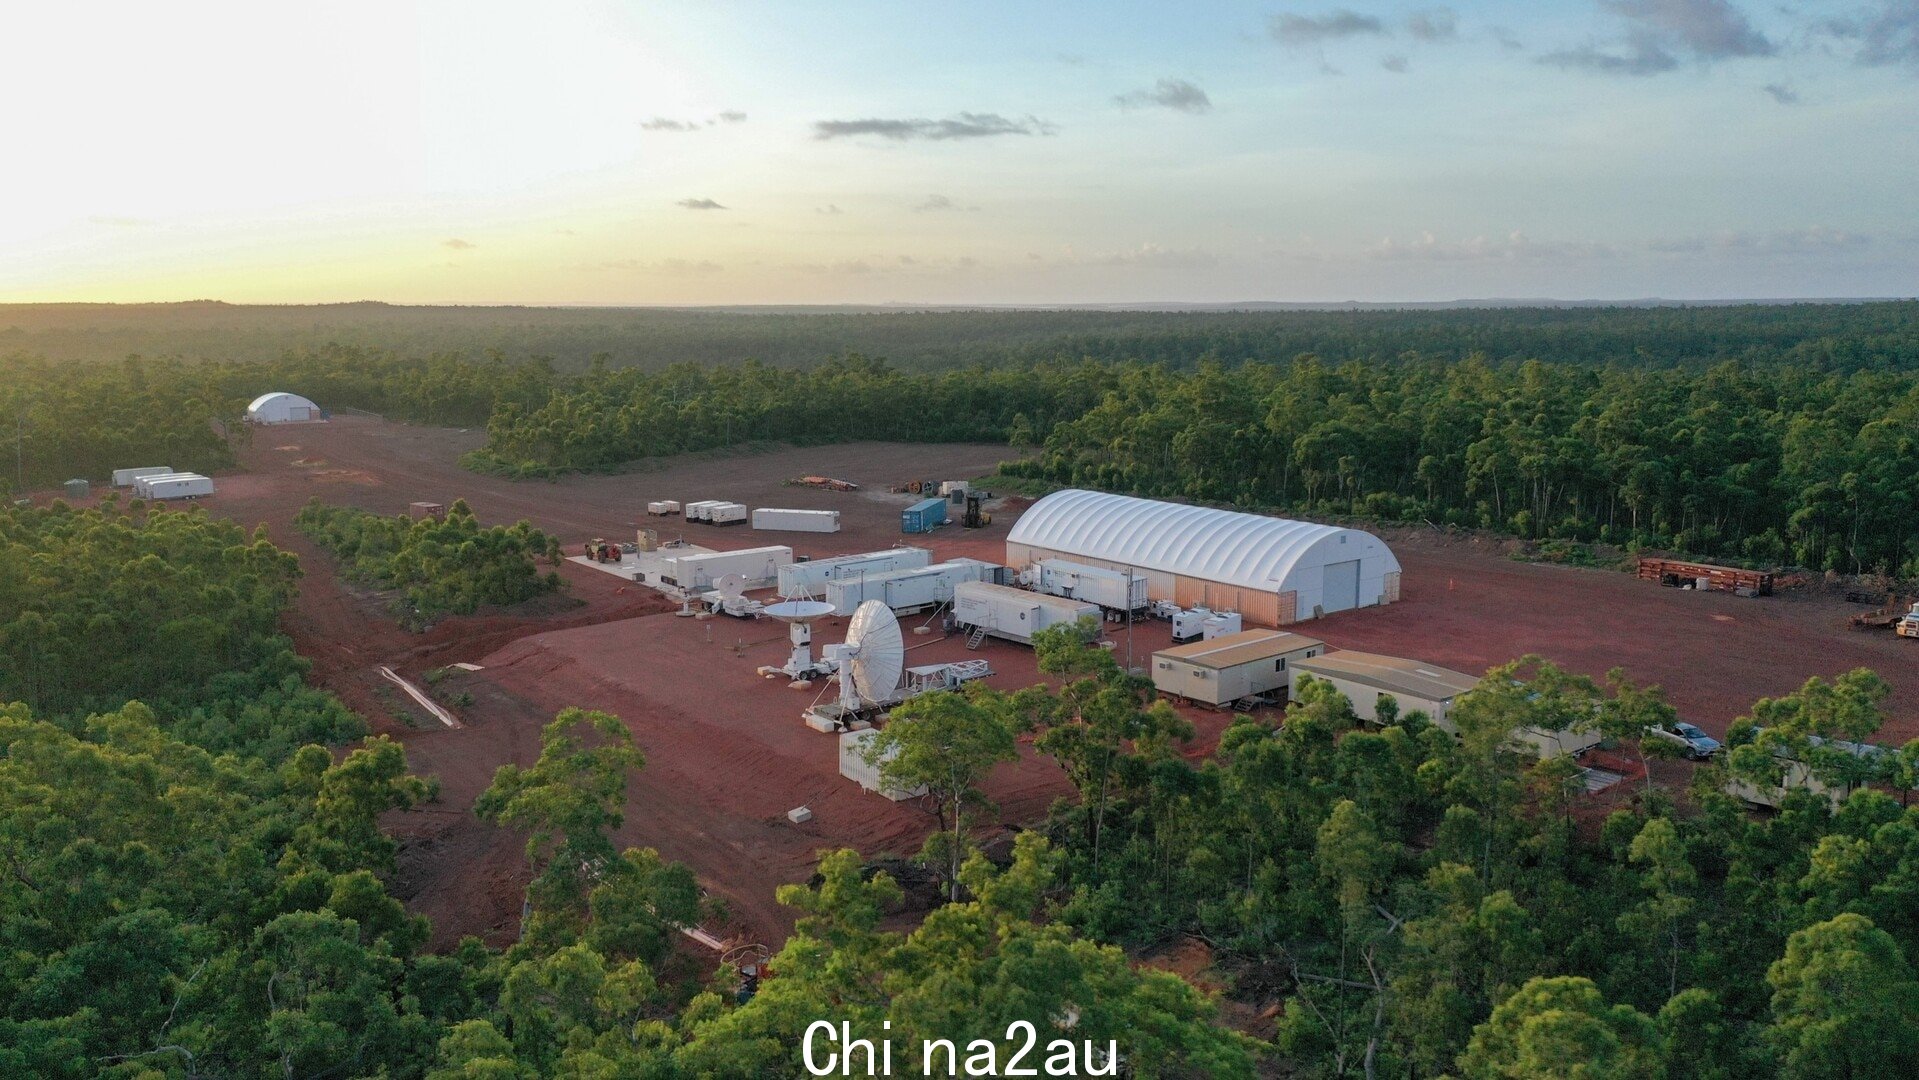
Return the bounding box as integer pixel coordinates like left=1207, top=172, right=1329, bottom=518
left=112, top=466, right=172, bottom=487
left=661, top=545, right=793, bottom=590
left=951, top=581, right=1100, bottom=645
left=778, top=548, right=934, bottom=599
left=752, top=508, right=841, bottom=533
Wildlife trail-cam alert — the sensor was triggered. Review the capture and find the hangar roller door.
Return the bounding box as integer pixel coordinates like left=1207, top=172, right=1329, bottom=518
left=1322, top=559, right=1361, bottom=614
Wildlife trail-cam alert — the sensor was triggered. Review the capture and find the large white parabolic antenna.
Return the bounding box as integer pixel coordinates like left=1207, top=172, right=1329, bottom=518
left=841, top=600, right=904, bottom=708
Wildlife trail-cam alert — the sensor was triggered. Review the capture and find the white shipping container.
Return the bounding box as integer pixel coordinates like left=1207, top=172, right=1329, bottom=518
left=751, top=508, right=841, bottom=533
left=145, top=474, right=216, bottom=500
left=951, top=580, right=1099, bottom=645
left=662, top=545, right=793, bottom=590
left=1036, top=559, right=1149, bottom=613
left=824, top=559, right=999, bottom=616
left=839, top=729, right=926, bottom=800
left=777, top=547, right=933, bottom=598
left=709, top=502, right=749, bottom=526
left=112, top=466, right=172, bottom=487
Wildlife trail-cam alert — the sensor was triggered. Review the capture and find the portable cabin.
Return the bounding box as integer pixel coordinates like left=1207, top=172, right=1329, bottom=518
left=1724, top=732, right=1894, bottom=810
left=144, top=474, right=216, bottom=500
left=839, top=729, right=927, bottom=801
left=409, top=502, right=446, bottom=520
left=777, top=548, right=934, bottom=598
left=1035, top=559, right=1150, bottom=615
left=1290, top=651, right=1601, bottom=757
left=951, top=581, right=1099, bottom=645
left=823, top=559, right=1000, bottom=616
left=647, top=500, right=682, bottom=516
left=112, top=466, right=172, bottom=487
left=752, top=508, right=841, bottom=533
left=901, top=497, right=948, bottom=534
left=1152, top=629, right=1326, bottom=708
left=660, top=545, right=793, bottom=590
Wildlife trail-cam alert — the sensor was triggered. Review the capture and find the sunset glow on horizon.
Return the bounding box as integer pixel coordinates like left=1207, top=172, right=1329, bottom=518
left=5, top=0, right=1916, bottom=305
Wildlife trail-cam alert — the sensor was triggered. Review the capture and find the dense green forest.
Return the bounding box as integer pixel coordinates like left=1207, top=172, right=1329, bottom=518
left=0, top=500, right=360, bottom=760
left=296, top=498, right=564, bottom=629
left=3, top=299, right=1916, bottom=372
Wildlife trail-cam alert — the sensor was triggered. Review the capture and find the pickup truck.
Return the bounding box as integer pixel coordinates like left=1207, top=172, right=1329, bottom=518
left=1647, top=722, right=1722, bottom=760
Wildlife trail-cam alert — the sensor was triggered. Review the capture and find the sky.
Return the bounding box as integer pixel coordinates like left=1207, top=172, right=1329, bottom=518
left=2, top=0, right=1915, bottom=305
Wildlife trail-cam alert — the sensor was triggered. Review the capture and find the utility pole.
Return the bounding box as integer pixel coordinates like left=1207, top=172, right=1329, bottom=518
left=1125, top=566, right=1135, bottom=674
left=13, top=414, right=23, bottom=499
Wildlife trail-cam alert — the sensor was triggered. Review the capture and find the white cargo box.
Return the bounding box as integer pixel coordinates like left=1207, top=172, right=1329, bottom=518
left=112, top=466, right=172, bottom=487
left=839, top=729, right=927, bottom=801
left=951, top=581, right=1099, bottom=645
left=752, top=508, right=841, bottom=533
left=1201, top=612, right=1244, bottom=640
left=646, top=500, right=681, bottom=516
left=709, top=502, right=749, bottom=526
left=144, top=474, right=215, bottom=500
left=682, top=500, right=723, bottom=522
left=661, top=545, right=793, bottom=590
left=824, top=558, right=1000, bottom=616
left=777, top=547, right=933, bottom=598
left=1036, top=559, right=1149, bottom=613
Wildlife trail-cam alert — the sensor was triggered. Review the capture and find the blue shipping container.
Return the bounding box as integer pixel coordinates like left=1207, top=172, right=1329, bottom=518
left=901, top=497, right=949, bottom=534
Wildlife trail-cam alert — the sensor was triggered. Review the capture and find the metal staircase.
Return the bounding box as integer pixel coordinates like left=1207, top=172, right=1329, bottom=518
left=965, top=625, right=989, bottom=650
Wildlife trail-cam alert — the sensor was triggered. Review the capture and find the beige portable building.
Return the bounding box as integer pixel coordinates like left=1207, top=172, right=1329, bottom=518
left=1151, top=629, right=1326, bottom=707
left=1290, top=651, right=1600, bottom=757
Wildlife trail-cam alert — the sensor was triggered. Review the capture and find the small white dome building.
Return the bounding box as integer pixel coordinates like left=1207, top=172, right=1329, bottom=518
left=245, top=392, right=325, bottom=424
left=1006, top=489, right=1401, bottom=625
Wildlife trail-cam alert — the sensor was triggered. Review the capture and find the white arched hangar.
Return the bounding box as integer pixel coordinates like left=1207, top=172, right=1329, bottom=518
left=1005, top=489, right=1401, bottom=625
left=245, top=392, right=325, bottom=424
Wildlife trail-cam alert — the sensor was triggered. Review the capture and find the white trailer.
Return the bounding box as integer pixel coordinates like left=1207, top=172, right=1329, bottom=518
left=144, top=474, right=216, bottom=500
left=952, top=581, right=1100, bottom=645
left=112, top=466, right=172, bottom=487
left=824, top=558, right=1000, bottom=616
left=682, top=500, right=723, bottom=522
left=134, top=472, right=199, bottom=497
left=777, top=547, right=934, bottom=599
left=709, top=502, right=749, bottom=526
left=1035, top=559, right=1149, bottom=614
left=752, top=508, right=841, bottom=533
left=661, top=545, right=793, bottom=590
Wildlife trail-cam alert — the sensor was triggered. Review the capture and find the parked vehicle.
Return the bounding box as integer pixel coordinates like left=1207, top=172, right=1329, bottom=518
left=1648, top=722, right=1722, bottom=759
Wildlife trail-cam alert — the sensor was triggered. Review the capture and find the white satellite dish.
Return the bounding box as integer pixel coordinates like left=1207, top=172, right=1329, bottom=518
left=841, top=600, right=904, bottom=708
left=759, top=600, right=837, bottom=682
left=715, top=573, right=748, bottom=602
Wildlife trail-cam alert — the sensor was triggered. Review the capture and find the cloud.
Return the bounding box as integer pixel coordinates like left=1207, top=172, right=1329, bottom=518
left=1368, top=231, right=1618, bottom=261
left=1114, top=78, right=1213, bottom=113
left=1762, top=81, right=1800, bottom=103
left=812, top=112, right=1056, bottom=141
left=594, top=257, right=724, bottom=273
left=88, top=215, right=150, bottom=227
left=1269, top=10, right=1387, bottom=44
left=1101, top=243, right=1220, bottom=269
left=675, top=198, right=727, bottom=210
left=1819, top=2, right=1919, bottom=71
left=797, top=258, right=876, bottom=275
left=1647, top=226, right=1871, bottom=254
left=1406, top=8, right=1458, bottom=41
left=914, top=194, right=981, bottom=212
left=816, top=204, right=844, bottom=215
left=1381, top=54, right=1411, bottom=72
left=642, top=111, right=748, bottom=131
left=1490, top=26, right=1525, bottom=50
left=1543, top=0, right=1773, bottom=75
left=442, top=238, right=476, bottom=250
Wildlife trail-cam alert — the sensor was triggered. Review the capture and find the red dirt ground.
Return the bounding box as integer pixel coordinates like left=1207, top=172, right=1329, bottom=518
left=186, top=415, right=1915, bottom=950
